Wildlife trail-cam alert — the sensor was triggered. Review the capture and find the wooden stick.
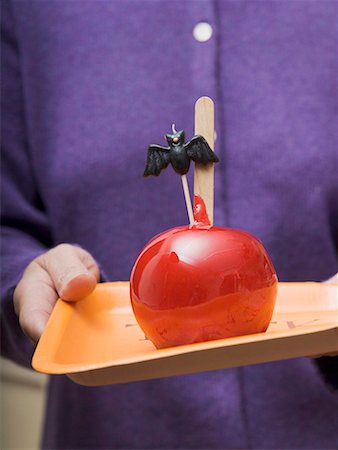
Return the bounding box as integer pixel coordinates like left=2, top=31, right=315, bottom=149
left=194, top=96, right=215, bottom=225
left=181, top=175, right=194, bottom=225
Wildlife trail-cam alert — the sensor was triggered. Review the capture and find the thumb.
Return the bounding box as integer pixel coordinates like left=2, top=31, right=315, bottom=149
left=40, top=244, right=100, bottom=301
left=14, top=244, right=100, bottom=343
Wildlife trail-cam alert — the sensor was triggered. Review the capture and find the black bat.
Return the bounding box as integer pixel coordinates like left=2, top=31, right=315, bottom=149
left=143, top=129, right=219, bottom=176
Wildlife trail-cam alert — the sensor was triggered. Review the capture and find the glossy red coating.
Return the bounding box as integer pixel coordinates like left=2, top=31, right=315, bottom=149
left=192, top=194, right=211, bottom=227
left=130, top=198, right=278, bottom=349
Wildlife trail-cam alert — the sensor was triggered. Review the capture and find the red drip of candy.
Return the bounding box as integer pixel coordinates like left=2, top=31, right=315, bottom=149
left=192, top=194, right=211, bottom=228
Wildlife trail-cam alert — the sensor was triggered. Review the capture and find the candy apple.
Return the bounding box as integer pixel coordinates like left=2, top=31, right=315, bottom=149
left=130, top=196, right=278, bottom=349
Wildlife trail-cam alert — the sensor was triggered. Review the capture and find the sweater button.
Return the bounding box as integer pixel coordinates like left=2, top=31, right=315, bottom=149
left=193, top=22, right=213, bottom=42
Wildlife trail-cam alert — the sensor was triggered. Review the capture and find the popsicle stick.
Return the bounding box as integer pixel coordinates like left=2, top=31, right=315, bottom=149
left=194, top=96, right=215, bottom=225
left=181, top=175, right=194, bottom=225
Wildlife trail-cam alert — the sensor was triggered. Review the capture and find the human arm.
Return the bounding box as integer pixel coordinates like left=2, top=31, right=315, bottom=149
left=1, top=2, right=100, bottom=364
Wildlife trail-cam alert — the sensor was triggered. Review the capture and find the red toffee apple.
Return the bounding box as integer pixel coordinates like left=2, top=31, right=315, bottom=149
left=130, top=196, right=278, bottom=349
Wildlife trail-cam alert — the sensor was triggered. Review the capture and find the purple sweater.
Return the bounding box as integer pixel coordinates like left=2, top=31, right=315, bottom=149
left=1, top=1, right=337, bottom=449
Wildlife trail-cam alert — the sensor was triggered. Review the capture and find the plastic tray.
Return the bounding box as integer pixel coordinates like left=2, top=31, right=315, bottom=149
left=32, top=282, right=338, bottom=386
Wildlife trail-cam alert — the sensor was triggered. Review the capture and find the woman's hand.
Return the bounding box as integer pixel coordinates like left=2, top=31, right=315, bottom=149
left=14, top=244, right=100, bottom=343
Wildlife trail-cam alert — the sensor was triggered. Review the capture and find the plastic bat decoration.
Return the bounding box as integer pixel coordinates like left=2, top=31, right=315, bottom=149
left=143, top=129, right=219, bottom=177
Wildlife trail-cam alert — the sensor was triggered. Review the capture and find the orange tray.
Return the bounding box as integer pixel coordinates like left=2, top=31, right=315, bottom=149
left=32, top=282, right=338, bottom=386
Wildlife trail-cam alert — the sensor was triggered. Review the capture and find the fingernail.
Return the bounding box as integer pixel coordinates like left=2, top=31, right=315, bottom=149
left=58, top=266, right=88, bottom=294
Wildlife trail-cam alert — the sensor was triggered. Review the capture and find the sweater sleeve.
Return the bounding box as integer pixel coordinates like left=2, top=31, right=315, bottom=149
left=1, top=1, right=53, bottom=367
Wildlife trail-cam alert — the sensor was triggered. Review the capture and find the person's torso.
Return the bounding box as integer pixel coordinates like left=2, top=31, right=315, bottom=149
left=9, top=1, right=338, bottom=448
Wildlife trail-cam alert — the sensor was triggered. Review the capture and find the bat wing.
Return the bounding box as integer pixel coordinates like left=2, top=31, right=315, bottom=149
left=185, top=136, right=219, bottom=164
left=143, top=144, right=171, bottom=176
